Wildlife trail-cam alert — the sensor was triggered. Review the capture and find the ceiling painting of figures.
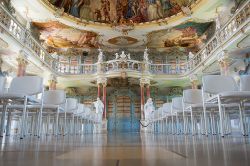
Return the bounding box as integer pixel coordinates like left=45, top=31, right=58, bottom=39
left=147, top=21, right=215, bottom=54
left=32, top=21, right=99, bottom=49
left=47, top=0, right=196, bottom=24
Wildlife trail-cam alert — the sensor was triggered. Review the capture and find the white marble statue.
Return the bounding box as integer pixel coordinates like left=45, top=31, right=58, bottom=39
left=93, top=97, right=104, bottom=122
left=144, top=98, right=155, bottom=121
left=143, top=47, right=149, bottom=62
left=98, top=48, right=103, bottom=62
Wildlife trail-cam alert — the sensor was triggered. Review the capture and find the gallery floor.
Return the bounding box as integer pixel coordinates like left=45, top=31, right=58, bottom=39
left=0, top=133, right=249, bottom=166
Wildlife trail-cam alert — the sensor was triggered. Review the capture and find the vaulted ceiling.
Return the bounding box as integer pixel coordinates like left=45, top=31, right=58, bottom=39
left=11, top=0, right=235, bottom=56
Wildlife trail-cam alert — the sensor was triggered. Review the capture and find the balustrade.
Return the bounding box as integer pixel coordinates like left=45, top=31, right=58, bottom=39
left=0, top=0, right=249, bottom=76
left=0, top=4, right=55, bottom=70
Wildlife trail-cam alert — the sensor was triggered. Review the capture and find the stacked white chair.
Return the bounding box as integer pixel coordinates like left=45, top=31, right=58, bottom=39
left=82, top=106, right=93, bottom=133
left=182, top=89, right=219, bottom=135
left=0, top=77, right=6, bottom=135
left=74, top=103, right=85, bottom=134
left=202, top=75, right=250, bottom=137
left=61, top=98, right=78, bottom=135
left=171, top=97, right=184, bottom=134
left=41, top=90, right=66, bottom=136
left=239, top=75, right=250, bottom=135
left=0, top=76, right=44, bottom=139
left=162, top=103, right=172, bottom=133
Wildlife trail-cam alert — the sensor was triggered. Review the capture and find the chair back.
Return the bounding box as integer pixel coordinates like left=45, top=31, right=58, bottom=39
left=43, top=90, right=66, bottom=105
left=183, top=89, right=203, bottom=104
left=202, top=75, right=238, bottom=94
left=65, top=98, right=78, bottom=112
left=162, top=103, right=172, bottom=113
left=172, top=97, right=183, bottom=112
left=9, top=76, right=43, bottom=95
left=240, top=75, right=250, bottom=91
left=0, top=77, right=6, bottom=94
left=76, top=103, right=84, bottom=114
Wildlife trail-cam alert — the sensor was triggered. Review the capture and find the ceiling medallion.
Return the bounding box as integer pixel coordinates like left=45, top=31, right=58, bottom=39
left=111, top=21, right=134, bottom=35
left=108, top=36, right=138, bottom=46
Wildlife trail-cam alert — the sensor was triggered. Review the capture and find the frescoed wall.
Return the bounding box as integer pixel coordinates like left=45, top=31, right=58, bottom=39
left=147, top=21, right=215, bottom=54
left=32, top=21, right=99, bottom=49
left=48, top=0, right=196, bottom=23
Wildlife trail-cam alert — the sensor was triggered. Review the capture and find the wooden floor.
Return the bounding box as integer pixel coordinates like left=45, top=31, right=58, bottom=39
left=0, top=133, right=250, bottom=166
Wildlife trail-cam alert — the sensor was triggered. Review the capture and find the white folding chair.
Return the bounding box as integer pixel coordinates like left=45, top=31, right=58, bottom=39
left=0, top=76, right=44, bottom=139
left=202, top=75, right=250, bottom=137
left=61, top=98, right=78, bottom=135
left=182, top=89, right=219, bottom=135
left=239, top=75, right=250, bottom=134
left=74, top=103, right=84, bottom=134
left=41, top=90, right=66, bottom=136
left=162, top=103, right=172, bottom=133
left=171, top=97, right=184, bottom=135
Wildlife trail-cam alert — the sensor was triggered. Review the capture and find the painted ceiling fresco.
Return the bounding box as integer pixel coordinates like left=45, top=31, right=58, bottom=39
left=32, top=21, right=99, bottom=49
left=147, top=21, right=215, bottom=54
left=108, top=36, right=138, bottom=46
left=48, top=0, right=196, bottom=23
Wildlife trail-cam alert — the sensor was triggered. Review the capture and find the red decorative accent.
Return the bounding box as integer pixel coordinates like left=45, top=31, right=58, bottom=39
left=97, top=84, right=101, bottom=98
left=49, top=81, right=57, bottom=90
left=17, top=64, right=26, bottom=77
left=102, top=85, right=107, bottom=119
left=146, top=85, right=150, bottom=98
left=140, top=85, right=145, bottom=120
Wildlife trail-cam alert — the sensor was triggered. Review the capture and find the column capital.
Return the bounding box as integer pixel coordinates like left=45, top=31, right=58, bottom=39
left=16, top=50, right=28, bottom=66
left=48, top=74, right=57, bottom=83
left=189, top=74, right=199, bottom=89
left=97, top=77, right=107, bottom=85
left=189, top=74, right=198, bottom=82
left=218, top=50, right=230, bottom=62
left=140, top=78, right=150, bottom=86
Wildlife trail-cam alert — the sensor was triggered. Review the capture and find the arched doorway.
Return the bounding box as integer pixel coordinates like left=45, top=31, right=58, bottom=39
left=107, top=89, right=140, bottom=133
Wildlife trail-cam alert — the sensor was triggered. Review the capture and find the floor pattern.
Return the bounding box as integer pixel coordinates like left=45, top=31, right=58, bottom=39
left=0, top=133, right=250, bottom=166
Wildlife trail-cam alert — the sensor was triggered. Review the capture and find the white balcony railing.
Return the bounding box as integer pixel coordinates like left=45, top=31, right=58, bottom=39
left=0, top=0, right=249, bottom=76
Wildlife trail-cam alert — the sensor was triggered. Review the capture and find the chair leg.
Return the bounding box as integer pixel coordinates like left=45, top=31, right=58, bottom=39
left=183, top=111, right=186, bottom=134
left=55, top=108, right=59, bottom=136
left=190, top=108, right=194, bottom=136
left=171, top=116, right=174, bottom=134
left=6, top=111, right=12, bottom=136
left=217, top=96, right=224, bottom=137
left=203, top=110, right=208, bottom=136
left=20, top=97, right=28, bottom=139
left=239, top=102, right=246, bottom=136
left=46, top=115, right=50, bottom=136
left=0, top=104, right=7, bottom=137
left=72, top=115, right=75, bottom=135
left=30, top=115, right=35, bottom=136
left=33, top=112, right=38, bottom=136
left=176, top=114, right=179, bottom=135
left=63, top=112, right=67, bottom=136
